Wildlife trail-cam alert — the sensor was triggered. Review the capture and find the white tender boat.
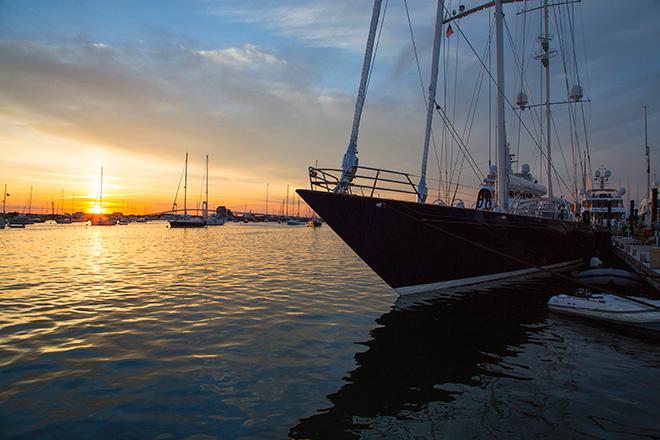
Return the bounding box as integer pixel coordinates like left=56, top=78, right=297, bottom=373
left=548, top=292, right=660, bottom=332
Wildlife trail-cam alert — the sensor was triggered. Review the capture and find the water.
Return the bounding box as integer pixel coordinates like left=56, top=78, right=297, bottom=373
left=1, top=222, right=658, bottom=439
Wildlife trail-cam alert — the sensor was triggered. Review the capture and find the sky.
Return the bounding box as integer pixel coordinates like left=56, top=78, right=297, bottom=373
left=0, top=0, right=658, bottom=214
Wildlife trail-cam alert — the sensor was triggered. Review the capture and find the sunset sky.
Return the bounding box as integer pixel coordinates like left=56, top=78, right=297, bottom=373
left=1, top=0, right=658, bottom=214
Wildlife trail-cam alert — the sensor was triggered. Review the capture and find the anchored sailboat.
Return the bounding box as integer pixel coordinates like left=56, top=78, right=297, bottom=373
left=298, top=0, right=600, bottom=295
left=1, top=184, right=7, bottom=229
left=91, top=167, right=116, bottom=226
left=169, top=153, right=206, bottom=228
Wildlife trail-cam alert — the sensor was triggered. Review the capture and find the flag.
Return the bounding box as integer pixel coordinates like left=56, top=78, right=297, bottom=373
left=446, top=24, right=454, bottom=38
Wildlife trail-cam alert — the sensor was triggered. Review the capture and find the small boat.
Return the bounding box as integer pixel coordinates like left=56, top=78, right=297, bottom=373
left=578, top=268, right=638, bottom=289
left=286, top=218, right=304, bottom=226
left=548, top=291, right=660, bottom=332
left=55, top=217, right=72, bottom=224
left=307, top=217, right=322, bottom=227
left=91, top=216, right=116, bottom=226
left=578, top=256, right=638, bottom=289
left=206, top=216, right=225, bottom=226
left=9, top=215, right=34, bottom=226
left=117, top=218, right=129, bottom=225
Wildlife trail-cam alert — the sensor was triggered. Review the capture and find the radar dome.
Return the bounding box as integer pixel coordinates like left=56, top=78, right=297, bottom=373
left=521, top=163, right=530, bottom=174
left=516, top=91, right=528, bottom=110
left=595, top=170, right=601, bottom=178
left=620, top=187, right=626, bottom=195
left=605, top=170, right=611, bottom=178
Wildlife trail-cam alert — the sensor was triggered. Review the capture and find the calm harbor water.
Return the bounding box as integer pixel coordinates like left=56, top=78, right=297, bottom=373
left=1, top=222, right=659, bottom=439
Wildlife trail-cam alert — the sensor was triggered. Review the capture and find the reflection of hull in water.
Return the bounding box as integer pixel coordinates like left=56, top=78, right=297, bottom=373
left=297, top=190, right=598, bottom=294
left=289, top=281, right=571, bottom=439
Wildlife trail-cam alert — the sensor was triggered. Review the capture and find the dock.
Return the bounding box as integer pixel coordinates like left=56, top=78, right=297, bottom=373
left=612, top=237, right=660, bottom=292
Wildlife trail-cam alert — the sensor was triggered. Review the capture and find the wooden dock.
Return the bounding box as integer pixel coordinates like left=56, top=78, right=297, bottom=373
left=612, top=237, right=660, bottom=292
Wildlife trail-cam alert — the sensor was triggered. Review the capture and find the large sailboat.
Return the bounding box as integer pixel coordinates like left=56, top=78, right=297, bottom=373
left=297, top=0, right=600, bottom=295
left=169, top=153, right=206, bottom=228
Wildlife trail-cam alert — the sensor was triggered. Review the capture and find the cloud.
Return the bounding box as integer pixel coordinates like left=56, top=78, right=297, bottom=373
left=194, top=44, right=287, bottom=68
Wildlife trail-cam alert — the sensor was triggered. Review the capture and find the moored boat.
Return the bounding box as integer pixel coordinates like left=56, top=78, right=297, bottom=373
left=206, top=216, right=225, bottom=226
left=169, top=216, right=206, bottom=228
left=168, top=153, right=207, bottom=228
left=90, top=166, right=116, bottom=227
left=548, top=291, right=660, bottom=332
left=297, top=0, right=596, bottom=294
left=306, top=217, right=322, bottom=227
left=578, top=268, right=638, bottom=289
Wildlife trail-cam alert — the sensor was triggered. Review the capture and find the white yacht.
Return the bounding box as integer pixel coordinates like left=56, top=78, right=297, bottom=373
left=581, top=167, right=626, bottom=225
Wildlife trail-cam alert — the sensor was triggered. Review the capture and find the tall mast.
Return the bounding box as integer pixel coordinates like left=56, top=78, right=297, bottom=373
left=645, top=105, right=650, bottom=202
left=266, top=183, right=269, bottom=216
left=335, top=0, right=383, bottom=193
left=417, top=0, right=446, bottom=203
left=184, top=153, right=188, bottom=216
left=99, top=167, right=103, bottom=212
left=205, top=154, right=209, bottom=219
left=495, top=0, right=509, bottom=212
left=61, top=188, right=64, bottom=215
left=543, top=0, right=553, bottom=199
left=2, top=184, right=6, bottom=219
left=286, top=184, right=289, bottom=217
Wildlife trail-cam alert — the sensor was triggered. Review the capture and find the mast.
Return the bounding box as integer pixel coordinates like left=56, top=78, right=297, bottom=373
left=266, top=183, right=269, bottom=216
left=645, top=105, right=650, bottom=203
left=99, top=167, right=103, bottom=213
left=61, top=188, right=64, bottom=215
left=335, top=0, right=383, bottom=193
left=2, top=184, right=6, bottom=221
left=417, top=0, right=445, bottom=203
left=286, top=184, right=290, bottom=217
left=204, top=154, right=209, bottom=219
left=543, top=0, right=553, bottom=199
left=183, top=153, right=188, bottom=216
left=495, top=0, right=509, bottom=212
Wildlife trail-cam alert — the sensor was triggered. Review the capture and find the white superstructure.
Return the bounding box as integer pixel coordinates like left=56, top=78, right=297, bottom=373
left=581, top=167, right=625, bottom=224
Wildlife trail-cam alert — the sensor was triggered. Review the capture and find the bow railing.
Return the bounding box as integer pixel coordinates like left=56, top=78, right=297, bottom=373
left=308, top=165, right=420, bottom=199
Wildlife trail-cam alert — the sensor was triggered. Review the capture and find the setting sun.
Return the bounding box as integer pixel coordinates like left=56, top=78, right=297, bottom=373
left=90, top=203, right=103, bottom=215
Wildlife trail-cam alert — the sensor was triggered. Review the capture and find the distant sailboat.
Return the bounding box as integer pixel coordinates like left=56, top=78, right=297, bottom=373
left=1, top=184, right=7, bottom=229
left=9, top=186, right=35, bottom=227
left=203, top=155, right=225, bottom=226
left=91, top=167, right=116, bottom=226
left=169, top=153, right=206, bottom=228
